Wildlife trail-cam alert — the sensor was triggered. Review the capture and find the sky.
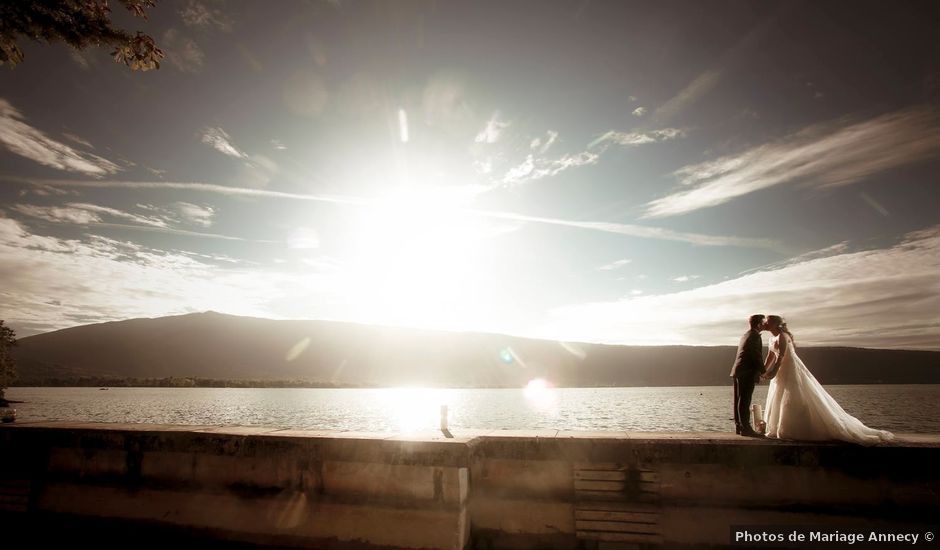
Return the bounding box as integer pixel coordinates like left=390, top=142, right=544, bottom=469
left=0, top=0, right=938, bottom=349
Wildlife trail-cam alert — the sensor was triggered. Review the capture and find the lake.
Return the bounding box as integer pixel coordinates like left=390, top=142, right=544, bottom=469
left=5, top=385, right=939, bottom=433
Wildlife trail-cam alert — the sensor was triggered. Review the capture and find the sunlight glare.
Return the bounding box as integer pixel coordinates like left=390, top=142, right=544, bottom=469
left=343, top=186, right=490, bottom=329
left=378, top=386, right=446, bottom=433
left=523, top=377, right=557, bottom=409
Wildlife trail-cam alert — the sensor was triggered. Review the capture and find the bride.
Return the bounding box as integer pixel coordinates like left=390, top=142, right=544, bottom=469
left=761, top=315, right=894, bottom=445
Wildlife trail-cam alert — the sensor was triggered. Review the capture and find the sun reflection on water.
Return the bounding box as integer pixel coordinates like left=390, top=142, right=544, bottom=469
left=523, top=378, right=557, bottom=410
left=375, top=386, right=447, bottom=433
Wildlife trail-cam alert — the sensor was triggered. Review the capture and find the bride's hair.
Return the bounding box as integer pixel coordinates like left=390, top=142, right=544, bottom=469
left=768, top=315, right=795, bottom=342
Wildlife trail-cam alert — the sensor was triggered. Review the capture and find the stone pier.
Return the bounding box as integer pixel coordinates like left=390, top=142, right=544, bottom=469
left=1, top=423, right=937, bottom=549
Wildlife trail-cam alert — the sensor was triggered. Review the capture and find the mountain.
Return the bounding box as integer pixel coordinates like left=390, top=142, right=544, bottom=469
left=10, top=312, right=940, bottom=386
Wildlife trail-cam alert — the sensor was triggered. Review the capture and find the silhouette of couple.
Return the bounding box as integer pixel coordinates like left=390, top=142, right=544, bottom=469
left=731, top=314, right=893, bottom=445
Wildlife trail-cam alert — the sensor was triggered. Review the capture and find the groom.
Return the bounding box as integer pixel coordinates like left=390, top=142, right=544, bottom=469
left=730, top=314, right=767, bottom=437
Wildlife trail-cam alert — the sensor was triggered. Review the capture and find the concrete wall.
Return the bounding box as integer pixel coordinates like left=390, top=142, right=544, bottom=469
left=470, top=431, right=940, bottom=548
left=1, top=423, right=937, bottom=549
left=0, top=424, right=471, bottom=550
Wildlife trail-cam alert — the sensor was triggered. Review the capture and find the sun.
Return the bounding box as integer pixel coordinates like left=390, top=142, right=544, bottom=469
left=341, top=185, right=491, bottom=329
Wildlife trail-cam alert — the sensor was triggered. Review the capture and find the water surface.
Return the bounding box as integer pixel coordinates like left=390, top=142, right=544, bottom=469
left=6, top=385, right=937, bottom=433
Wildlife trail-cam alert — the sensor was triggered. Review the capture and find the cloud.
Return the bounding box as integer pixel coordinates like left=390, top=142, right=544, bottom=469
left=501, top=150, right=601, bottom=186
left=671, top=275, right=700, bottom=282
left=200, top=127, right=247, bottom=158
left=539, top=226, right=940, bottom=350
left=271, top=139, right=287, bottom=150
left=10, top=204, right=100, bottom=225
left=589, top=128, right=685, bottom=148
left=598, top=258, right=632, bottom=271
left=162, top=29, right=205, bottom=73
left=475, top=113, right=511, bottom=144
left=488, top=125, right=685, bottom=188
left=8, top=177, right=367, bottom=205
left=501, top=155, right=534, bottom=184
left=240, top=154, right=279, bottom=189
left=180, top=0, right=234, bottom=32
left=9, top=201, right=247, bottom=241
left=0, top=98, right=120, bottom=176
left=632, top=107, right=646, bottom=117
left=91, top=222, right=267, bottom=242
left=0, top=216, right=320, bottom=336
left=9, top=176, right=779, bottom=249
left=67, top=202, right=168, bottom=227
left=174, top=202, right=215, bottom=227
left=61, top=132, right=94, bottom=149
left=530, top=130, right=558, bottom=154
left=644, top=106, right=940, bottom=218
left=470, top=208, right=782, bottom=250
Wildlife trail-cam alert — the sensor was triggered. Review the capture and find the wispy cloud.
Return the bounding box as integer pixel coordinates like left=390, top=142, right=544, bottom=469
left=162, top=29, right=205, bottom=73
left=0, top=99, right=120, bottom=176
left=7, top=177, right=367, bottom=205
left=501, top=150, right=601, bottom=186
left=480, top=121, right=684, bottom=189
left=530, top=130, right=558, bottom=154
left=0, top=216, right=307, bottom=335
left=92, top=222, right=269, bottom=242
left=469, top=208, right=782, bottom=250
left=9, top=177, right=780, bottom=249
left=8, top=201, right=254, bottom=241
left=475, top=112, right=511, bottom=144
left=588, top=128, right=685, bottom=148
left=632, top=107, right=646, bottom=117
left=539, top=226, right=940, bottom=350
left=136, top=201, right=215, bottom=229
left=598, top=258, right=632, bottom=271
left=10, top=204, right=100, bottom=225
left=174, top=202, right=215, bottom=227
left=180, top=0, right=234, bottom=32
left=671, top=275, right=700, bottom=282
left=67, top=203, right=169, bottom=227
left=61, top=132, right=94, bottom=149
left=201, top=127, right=247, bottom=158
left=644, top=106, right=940, bottom=218
left=240, top=153, right=279, bottom=188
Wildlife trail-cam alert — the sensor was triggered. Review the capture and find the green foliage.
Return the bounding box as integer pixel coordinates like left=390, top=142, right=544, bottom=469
left=0, top=321, right=17, bottom=401
left=0, top=0, right=164, bottom=70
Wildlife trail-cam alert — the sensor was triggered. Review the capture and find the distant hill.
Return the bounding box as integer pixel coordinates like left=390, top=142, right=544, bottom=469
left=10, top=312, right=940, bottom=387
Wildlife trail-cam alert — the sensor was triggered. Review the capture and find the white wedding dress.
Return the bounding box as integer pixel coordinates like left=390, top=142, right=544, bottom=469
left=763, top=333, right=894, bottom=445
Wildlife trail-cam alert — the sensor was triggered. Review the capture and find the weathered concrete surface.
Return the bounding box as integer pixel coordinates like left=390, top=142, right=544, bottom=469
left=469, top=430, right=939, bottom=548
left=1, top=422, right=938, bottom=549
left=0, top=422, right=472, bottom=550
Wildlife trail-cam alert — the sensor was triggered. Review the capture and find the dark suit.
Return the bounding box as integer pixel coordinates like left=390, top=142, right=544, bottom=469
left=730, top=329, right=764, bottom=432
